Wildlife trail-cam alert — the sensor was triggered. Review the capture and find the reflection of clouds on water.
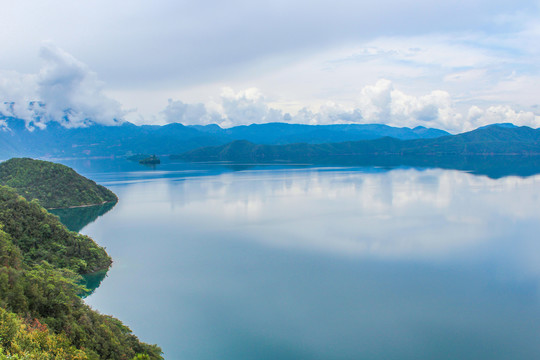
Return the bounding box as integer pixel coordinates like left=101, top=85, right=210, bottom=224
left=85, top=167, right=540, bottom=359
left=111, top=168, right=540, bottom=276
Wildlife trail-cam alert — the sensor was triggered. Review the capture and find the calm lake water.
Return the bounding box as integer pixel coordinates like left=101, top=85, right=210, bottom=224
left=58, top=159, right=540, bottom=360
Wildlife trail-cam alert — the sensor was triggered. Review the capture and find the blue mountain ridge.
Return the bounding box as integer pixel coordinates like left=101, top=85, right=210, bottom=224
left=175, top=124, right=540, bottom=161
left=0, top=117, right=449, bottom=158
left=174, top=124, right=540, bottom=179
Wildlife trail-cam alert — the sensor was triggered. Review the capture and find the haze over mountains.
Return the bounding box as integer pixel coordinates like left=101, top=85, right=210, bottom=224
left=0, top=116, right=449, bottom=158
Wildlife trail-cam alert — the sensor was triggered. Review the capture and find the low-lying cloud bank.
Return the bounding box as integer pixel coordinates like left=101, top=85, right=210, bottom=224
left=162, top=80, right=540, bottom=133
left=1, top=45, right=539, bottom=133
left=0, top=43, right=124, bottom=129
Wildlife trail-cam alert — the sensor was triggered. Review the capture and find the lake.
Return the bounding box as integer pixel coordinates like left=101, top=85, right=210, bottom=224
left=58, top=159, right=540, bottom=360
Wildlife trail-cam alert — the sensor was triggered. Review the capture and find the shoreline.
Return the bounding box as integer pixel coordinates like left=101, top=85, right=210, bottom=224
left=46, top=200, right=117, bottom=210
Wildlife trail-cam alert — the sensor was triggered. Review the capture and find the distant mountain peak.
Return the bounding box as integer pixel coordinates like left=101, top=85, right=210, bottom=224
left=479, top=123, right=518, bottom=130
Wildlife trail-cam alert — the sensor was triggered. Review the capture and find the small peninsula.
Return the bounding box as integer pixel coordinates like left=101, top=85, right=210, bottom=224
left=0, top=158, right=118, bottom=209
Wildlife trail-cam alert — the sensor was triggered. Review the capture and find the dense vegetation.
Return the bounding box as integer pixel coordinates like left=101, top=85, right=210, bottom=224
left=0, top=186, right=111, bottom=274
left=139, top=155, right=160, bottom=165
left=0, top=158, right=117, bottom=209
left=0, top=181, right=162, bottom=359
left=0, top=228, right=161, bottom=359
left=0, top=305, right=89, bottom=360
left=126, top=154, right=152, bottom=162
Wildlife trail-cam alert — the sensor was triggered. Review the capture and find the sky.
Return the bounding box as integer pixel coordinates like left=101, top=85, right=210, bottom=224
left=1, top=0, right=540, bottom=132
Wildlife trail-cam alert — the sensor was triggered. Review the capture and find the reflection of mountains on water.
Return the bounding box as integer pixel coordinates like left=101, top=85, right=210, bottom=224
left=211, top=155, right=540, bottom=180
left=80, top=270, right=108, bottom=298
left=49, top=201, right=117, bottom=233
left=139, top=163, right=158, bottom=170
left=176, top=125, right=540, bottom=179
left=310, top=155, right=540, bottom=179
left=50, top=202, right=116, bottom=296
left=223, top=163, right=265, bottom=172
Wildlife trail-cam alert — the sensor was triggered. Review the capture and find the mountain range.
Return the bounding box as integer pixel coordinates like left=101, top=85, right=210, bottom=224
left=0, top=116, right=449, bottom=158
left=175, top=124, right=539, bottom=162
left=4, top=116, right=540, bottom=179
left=172, top=124, right=540, bottom=178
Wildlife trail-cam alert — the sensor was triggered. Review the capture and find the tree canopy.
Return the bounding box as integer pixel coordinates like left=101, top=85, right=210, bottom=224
left=0, top=170, right=161, bottom=359
left=0, top=158, right=117, bottom=209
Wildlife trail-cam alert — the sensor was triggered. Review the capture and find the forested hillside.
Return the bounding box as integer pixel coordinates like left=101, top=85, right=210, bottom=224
left=0, top=158, right=117, bottom=209
left=0, top=181, right=161, bottom=359
left=0, top=186, right=111, bottom=274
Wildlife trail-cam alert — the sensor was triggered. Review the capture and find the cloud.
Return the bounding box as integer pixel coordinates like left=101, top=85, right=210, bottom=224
left=467, top=105, right=540, bottom=129
left=162, top=88, right=286, bottom=127
left=36, top=43, right=124, bottom=127
left=159, top=81, right=540, bottom=132
left=161, top=99, right=213, bottom=125
left=3, top=0, right=536, bottom=91
left=0, top=71, right=39, bottom=124
left=352, top=79, right=540, bottom=132
left=0, top=43, right=124, bottom=129
left=290, top=80, right=540, bottom=132
left=4, top=42, right=538, bottom=133
left=356, top=79, right=464, bottom=131
left=289, top=104, right=363, bottom=125
left=161, top=88, right=286, bottom=127
left=219, top=87, right=284, bottom=127
left=2, top=1, right=540, bottom=128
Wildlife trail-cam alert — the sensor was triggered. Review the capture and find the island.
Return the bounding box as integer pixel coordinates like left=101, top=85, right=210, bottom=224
left=139, top=155, right=160, bottom=165
left=0, top=158, right=162, bottom=360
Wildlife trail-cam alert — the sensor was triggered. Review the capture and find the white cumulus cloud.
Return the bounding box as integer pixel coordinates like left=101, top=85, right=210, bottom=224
left=351, top=79, right=540, bottom=132
left=159, top=81, right=540, bottom=132
left=219, top=87, right=283, bottom=127
left=161, top=99, right=216, bottom=125
left=161, top=88, right=286, bottom=128
left=290, top=103, right=362, bottom=125
left=467, top=105, right=540, bottom=129
left=0, top=43, right=124, bottom=129
left=356, top=79, right=464, bottom=131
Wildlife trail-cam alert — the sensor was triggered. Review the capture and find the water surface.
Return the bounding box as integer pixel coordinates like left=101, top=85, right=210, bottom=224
left=60, top=159, right=540, bottom=359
